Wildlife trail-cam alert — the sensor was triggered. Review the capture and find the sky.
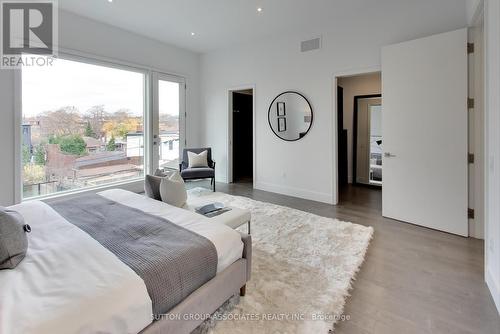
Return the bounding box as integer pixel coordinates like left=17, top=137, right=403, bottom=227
left=22, top=57, right=179, bottom=118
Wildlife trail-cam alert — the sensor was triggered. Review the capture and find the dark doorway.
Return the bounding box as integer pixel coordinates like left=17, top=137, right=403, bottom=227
left=337, top=86, right=348, bottom=187
left=232, top=90, right=253, bottom=183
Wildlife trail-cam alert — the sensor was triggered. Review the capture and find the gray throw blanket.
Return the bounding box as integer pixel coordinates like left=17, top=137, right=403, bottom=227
left=49, top=194, right=218, bottom=315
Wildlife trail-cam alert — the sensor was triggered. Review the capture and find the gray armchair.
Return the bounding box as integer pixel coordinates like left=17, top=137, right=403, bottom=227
left=179, top=148, right=216, bottom=191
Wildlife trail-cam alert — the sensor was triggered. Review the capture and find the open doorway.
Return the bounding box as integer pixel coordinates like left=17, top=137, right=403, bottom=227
left=229, top=88, right=254, bottom=184
left=336, top=72, right=382, bottom=201
left=353, top=95, right=382, bottom=186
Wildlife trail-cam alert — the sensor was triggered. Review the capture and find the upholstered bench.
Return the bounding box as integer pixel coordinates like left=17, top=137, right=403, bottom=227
left=184, top=199, right=251, bottom=234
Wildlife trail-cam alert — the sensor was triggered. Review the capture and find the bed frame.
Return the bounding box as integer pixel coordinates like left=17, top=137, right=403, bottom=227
left=140, top=233, right=252, bottom=334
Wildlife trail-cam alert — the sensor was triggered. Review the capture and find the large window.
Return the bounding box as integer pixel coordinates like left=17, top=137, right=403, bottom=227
left=21, top=57, right=145, bottom=199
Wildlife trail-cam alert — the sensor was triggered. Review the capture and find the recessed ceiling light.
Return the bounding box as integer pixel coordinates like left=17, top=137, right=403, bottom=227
left=191, top=32, right=196, bottom=36
left=257, top=7, right=263, bottom=12
left=108, top=0, right=113, bottom=2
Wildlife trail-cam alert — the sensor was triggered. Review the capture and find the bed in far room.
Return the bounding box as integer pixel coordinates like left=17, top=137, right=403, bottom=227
left=0, top=189, right=251, bottom=334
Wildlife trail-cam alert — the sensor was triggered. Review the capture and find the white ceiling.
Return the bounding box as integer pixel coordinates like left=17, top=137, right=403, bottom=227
left=58, top=0, right=467, bottom=54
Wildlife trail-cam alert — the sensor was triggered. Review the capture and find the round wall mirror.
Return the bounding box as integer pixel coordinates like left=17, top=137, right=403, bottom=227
left=268, top=91, right=313, bottom=141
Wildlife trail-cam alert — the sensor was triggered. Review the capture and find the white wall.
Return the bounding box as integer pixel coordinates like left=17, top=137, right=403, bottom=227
left=201, top=34, right=343, bottom=203
left=483, top=0, right=500, bottom=314
left=0, top=10, right=201, bottom=206
left=337, top=73, right=381, bottom=183
left=467, top=0, right=482, bottom=25
left=200, top=11, right=466, bottom=204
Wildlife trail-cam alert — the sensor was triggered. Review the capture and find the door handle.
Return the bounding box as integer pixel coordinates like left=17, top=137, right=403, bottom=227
left=384, top=152, right=397, bottom=158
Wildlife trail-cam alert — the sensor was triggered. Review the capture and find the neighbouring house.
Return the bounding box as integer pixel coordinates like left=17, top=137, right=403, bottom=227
left=82, top=136, right=103, bottom=153
left=126, top=132, right=144, bottom=165
left=46, top=143, right=141, bottom=189
left=74, top=151, right=142, bottom=186
left=45, top=144, right=77, bottom=180
left=159, top=131, right=180, bottom=168
left=114, top=138, right=127, bottom=151
left=75, top=151, right=129, bottom=170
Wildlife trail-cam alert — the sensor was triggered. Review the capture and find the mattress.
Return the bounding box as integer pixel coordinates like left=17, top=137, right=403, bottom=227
left=0, top=190, right=243, bottom=334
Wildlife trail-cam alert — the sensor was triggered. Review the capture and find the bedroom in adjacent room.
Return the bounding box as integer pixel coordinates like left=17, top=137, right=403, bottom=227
left=336, top=72, right=382, bottom=203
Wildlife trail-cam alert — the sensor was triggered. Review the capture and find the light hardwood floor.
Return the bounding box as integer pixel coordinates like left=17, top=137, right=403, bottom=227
left=192, top=181, right=500, bottom=334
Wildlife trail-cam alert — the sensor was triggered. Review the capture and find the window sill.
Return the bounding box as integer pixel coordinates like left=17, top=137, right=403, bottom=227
left=22, top=178, right=145, bottom=204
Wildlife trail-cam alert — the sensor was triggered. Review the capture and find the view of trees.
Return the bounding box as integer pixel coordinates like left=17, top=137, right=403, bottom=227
left=49, top=135, right=87, bottom=156
left=22, top=142, right=47, bottom=185
left=102, top=118, right=140, bottom=138
left=33, top=144, right=46, bottom=165
left=38, top=106, right=82, bottom=137
left=159, top=113, right=179, bottom=132
left=23, top=164, right=45, bottom=185
left=32, top=105, right=142, bottom=145
left=84, top=121, right=96, bottom=138
left=22, top=103, right=177, bottom=197
left=85, top=105, right=107, bottom=139
left=25, top=105, right=144, bottom=159
left=107, top=136, right=116, bottom=151
left=22, top=144, right=47, bottom=165
left=22, top=105, right=146, bottom=190
left=22, top=145, right=31, bottom=165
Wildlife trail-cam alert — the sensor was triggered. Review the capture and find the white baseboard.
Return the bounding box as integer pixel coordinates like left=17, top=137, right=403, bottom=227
left=486, top=268, right=500, bottom=314
left=216, top=174, right=228, bottom=184
left=255, top=181, right=334, bottom=204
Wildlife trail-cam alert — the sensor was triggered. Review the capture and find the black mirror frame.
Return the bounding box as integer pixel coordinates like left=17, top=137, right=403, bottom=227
left=267, top=91, right=313, bottom=142
left=352, top=94, right=382, bottom=185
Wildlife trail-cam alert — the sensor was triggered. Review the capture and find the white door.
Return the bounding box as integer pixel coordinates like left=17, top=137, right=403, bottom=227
left=152, top=73, right=186, bottom=171
left=381, top=28, right=468, bottom=236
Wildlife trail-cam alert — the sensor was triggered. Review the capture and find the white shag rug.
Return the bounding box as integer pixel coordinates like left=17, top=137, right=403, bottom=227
left=188, top=188, right=374, bottom=334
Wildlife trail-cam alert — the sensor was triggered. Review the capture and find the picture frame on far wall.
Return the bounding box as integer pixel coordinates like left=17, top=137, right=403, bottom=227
left=277, top=102, right=286, bottom=116
left=277, top=117, right=287, bottom=132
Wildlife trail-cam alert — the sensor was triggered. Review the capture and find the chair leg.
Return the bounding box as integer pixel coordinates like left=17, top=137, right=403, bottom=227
left=213, top=178, right=216, bottom=192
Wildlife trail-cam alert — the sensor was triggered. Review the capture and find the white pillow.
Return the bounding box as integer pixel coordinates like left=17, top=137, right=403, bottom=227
left=159, top=171, right=187, bottom=208
left=187, top=150, right=209, bottom=168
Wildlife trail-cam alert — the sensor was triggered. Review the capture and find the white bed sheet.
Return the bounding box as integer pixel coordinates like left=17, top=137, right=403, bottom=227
left=98, top=189, right=244, bottom=273
left=0, top=201, right=152, bottom=334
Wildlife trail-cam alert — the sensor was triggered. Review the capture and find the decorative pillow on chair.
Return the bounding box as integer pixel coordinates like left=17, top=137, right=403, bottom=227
left=187, top=150, right=209, bottom=168
left=159, top=171, right=187, bottom=207
left=0, top=207, right=31, bottom=270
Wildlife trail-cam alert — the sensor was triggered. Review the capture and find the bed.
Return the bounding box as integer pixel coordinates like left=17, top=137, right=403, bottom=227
left=0, top=189, right=252, bottom=334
